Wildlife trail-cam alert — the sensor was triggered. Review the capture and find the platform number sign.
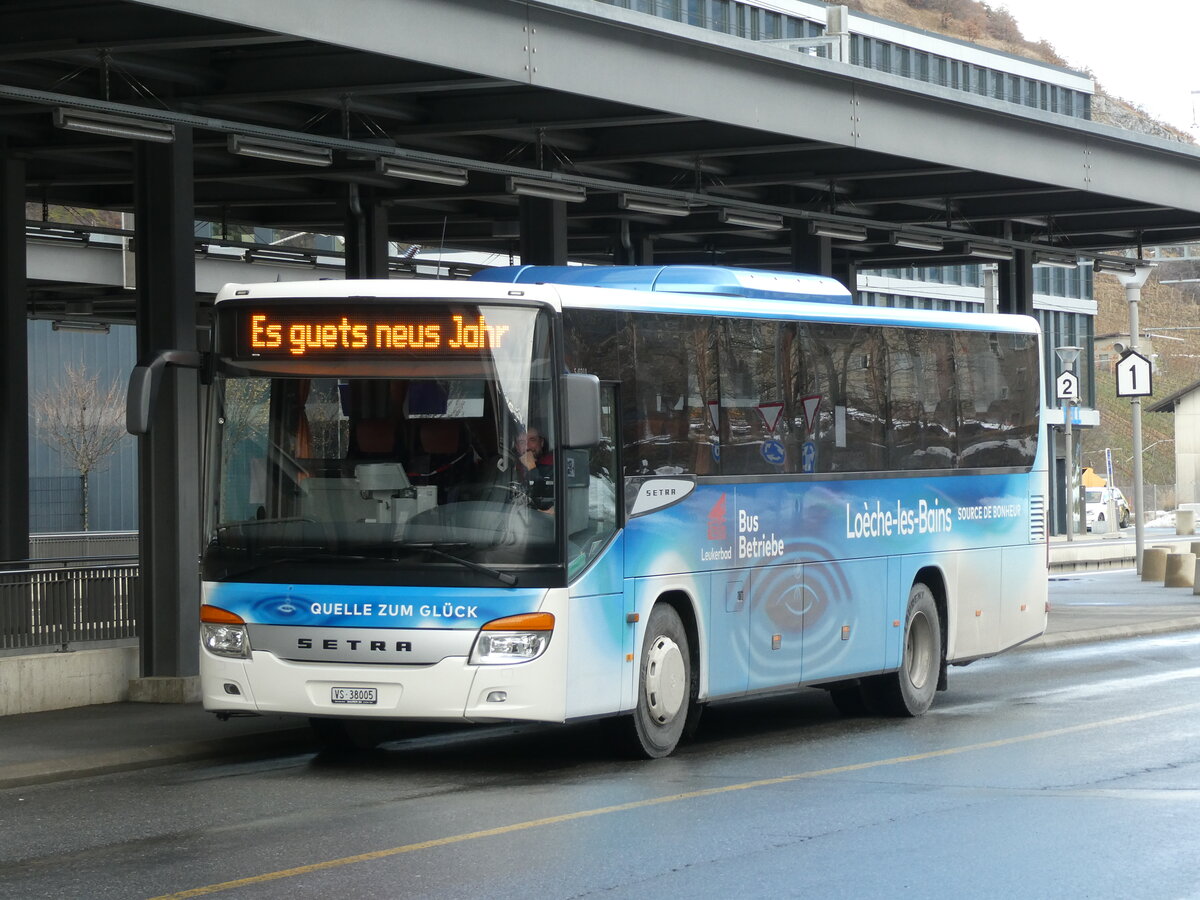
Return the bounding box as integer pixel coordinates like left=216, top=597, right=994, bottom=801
left=1115, top=350, right=1152, bottom=398
left=1055, top=370, right=1079, bottom=401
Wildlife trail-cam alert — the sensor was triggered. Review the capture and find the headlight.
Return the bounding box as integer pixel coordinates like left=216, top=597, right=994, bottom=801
left=202, top=623, right=250, bottom=658
left=470, top=612, right=554, bottom=665
left=200, top=604, right=251, bottom=659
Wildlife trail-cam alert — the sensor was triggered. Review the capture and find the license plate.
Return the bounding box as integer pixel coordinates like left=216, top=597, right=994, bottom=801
left=331, top=687, right=377, bottom=705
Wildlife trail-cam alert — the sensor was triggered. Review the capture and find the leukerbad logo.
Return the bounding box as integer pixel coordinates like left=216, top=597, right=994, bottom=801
left=707, top=493, right=728, bottom=541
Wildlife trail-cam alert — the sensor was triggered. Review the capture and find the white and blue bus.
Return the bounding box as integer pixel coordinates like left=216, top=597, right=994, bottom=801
left=130, top=265, right=1048, bottom=757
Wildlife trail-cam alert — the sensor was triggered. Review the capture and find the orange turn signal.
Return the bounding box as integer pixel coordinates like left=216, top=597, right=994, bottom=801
left=200, top=604, right=246, bottom=625
left=481, top=612, right=555, bottom=631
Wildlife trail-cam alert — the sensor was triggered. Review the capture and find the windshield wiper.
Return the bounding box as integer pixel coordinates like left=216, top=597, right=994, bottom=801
left=215, top=551, right=366, bottom=582
left=402, top=542, right=518, bottom=587
left=211, top=536, right=518, bottom=586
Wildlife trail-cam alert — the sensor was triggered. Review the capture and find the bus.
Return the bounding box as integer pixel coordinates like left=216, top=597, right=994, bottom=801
left=128, top=265, right=1048, bottom=758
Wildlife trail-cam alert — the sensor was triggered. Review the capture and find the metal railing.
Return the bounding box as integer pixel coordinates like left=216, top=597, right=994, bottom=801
left=29, top=531, right=139, bottom=560
left=0, top=561, right=139, bottom=652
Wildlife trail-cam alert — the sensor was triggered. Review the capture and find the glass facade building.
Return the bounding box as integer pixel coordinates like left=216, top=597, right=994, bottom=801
left=598, top=0, right=1091, bottom=119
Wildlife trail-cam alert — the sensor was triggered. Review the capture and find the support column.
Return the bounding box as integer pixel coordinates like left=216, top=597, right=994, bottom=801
left=997, top=249, right=1035, bottom=316
left=518, top=197, right=568, bottom=266
left=832, top=259, right=858, bottom=302
left=790, top=226, right=832, bottom=276
left=133, top=126, right=201, bottom=689
left=343, top=185, right=389, bottom=278
left=613, top=221, right=654, bottom=266
left=0, top=153, right=29, bottom=563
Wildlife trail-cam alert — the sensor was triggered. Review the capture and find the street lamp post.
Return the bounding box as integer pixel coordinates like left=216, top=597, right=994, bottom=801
left=1117, top=265, right=1155, bottom=572
left=1055, top=346, right=1081, bottom=542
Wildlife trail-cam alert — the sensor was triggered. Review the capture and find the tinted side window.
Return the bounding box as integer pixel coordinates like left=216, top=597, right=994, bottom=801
left=887, top=328, right=957, bottom=470
left=800, top=323, right=888, bottom=473
left=563, top=308, right=621, bottom=381
left=956, top=331, right=1038, bottom=468
left=620, top=313, right=718, bottom=476
left=717, top=318, right=803, bottom=474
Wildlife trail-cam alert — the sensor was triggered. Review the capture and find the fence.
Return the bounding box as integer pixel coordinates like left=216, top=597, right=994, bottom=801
left=0, top=562, right=139, bottom=652
left=1142, top=485, right=1178, bottom=517
left=29, top=531, right=139, bottom=560
left=29, top=476, right=83, bottom=532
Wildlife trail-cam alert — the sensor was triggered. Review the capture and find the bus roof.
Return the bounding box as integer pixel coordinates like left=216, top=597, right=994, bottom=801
left=472, top=265, right=852, bottom=304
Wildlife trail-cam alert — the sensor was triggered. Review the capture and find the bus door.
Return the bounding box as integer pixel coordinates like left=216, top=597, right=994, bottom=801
left=564, top=381, right=625, bottom=719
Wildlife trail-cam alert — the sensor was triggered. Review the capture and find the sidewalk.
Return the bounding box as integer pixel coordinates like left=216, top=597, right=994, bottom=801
left=0, top=704, right=315, bottom=789
left=3, top=563, right=1200, bottom=790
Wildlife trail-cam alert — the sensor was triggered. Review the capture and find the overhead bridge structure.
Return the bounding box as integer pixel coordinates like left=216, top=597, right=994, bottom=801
left=2, top=0, right=1199, bottom=683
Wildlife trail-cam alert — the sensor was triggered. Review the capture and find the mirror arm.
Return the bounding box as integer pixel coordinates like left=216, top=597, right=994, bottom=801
left=126, top=349, right=205, bottom=435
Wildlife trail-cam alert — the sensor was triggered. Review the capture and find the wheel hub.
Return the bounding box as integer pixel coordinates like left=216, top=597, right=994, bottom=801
left=905, top=610, right=934, bottom=690
left=644, top=635, right=686, bottom=724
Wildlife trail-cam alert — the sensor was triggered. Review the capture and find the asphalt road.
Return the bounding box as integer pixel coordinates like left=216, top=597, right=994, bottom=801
left=3, top=620, right=1200, bottom=900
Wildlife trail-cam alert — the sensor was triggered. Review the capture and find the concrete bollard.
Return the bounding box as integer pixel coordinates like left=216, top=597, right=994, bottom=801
left=1177, top=510, right=1196, bottom=536
left=1164, top=553, right=1196, bottom=588
left=1190, top=541, right=1200, bottom=558
left=1142, top=547, right=1169, bottom=582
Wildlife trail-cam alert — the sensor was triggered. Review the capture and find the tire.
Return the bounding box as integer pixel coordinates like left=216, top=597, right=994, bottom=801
left=617, top=604, right=694, bottom=759
left=873, top=582, right=941, bottom=717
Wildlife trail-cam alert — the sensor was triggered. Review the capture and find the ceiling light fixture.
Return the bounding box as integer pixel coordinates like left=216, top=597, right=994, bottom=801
left=25, top=224, right=90, bottom=245
left=53, top=107, right=175, bottom=143
left=721, top=208, right=785, bottom=231
left=1033, top=251, right=1078, bottom=270
left=243, top=247, right=317, bottom=267
left=227, top=134, right=332, bottom=167
left=376, top=158, right=469, bottom=186
left=964, top=241, right=1015, bottom=261
left=890, top=232, right=944, bottom=252
left=506, top=175, right=587, bottom=203
left=51, top=320, right=110, bottom=334
left=618, top=193, right=691, bottom=217
left=1091, top=256, right=1140, bottom=275
left=809, top=221, right=868, bottom=241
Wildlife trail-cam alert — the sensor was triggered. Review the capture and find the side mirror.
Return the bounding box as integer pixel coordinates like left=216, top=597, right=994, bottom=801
left=561, top=373, right=601, bottom=449
left=126, top=365, right=155, bottom=435
left=125, top=349, right=205, bottom=435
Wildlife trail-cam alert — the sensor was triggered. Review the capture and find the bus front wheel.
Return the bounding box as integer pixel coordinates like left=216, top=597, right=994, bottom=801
left=619, top=604, right=693, bottom=759
left=875, top=582, right=941, bottom=717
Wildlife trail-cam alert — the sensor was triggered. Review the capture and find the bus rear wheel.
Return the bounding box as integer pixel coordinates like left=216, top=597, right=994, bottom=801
left=618, top=604, right=693, bottom=759
left=874, top=582, right=941, bottom=717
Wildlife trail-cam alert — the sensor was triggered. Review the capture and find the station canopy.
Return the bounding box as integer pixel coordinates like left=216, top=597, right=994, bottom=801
left=4, top=0, right=1200, bottom=317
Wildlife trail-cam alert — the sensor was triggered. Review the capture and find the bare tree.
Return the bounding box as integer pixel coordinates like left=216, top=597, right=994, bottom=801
left=32, top=363, right=127, bottom=531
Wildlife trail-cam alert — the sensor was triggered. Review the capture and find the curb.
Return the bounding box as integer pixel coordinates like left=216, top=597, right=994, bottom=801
left=1023, top=616, right=1200, bottom=651
left=0, top=727, right=314, bottom=790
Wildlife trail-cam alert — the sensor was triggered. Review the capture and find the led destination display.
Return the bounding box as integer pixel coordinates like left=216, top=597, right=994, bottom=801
left=236, top=309, right=511, bottom=358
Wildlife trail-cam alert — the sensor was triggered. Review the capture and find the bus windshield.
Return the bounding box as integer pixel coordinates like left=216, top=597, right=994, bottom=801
left=206, top=303, right=561, bottom=584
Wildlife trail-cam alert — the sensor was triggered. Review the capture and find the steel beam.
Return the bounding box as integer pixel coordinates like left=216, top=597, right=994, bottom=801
left=344, top=185, right=389, bottom=278
left=518, top=196, right=568, bottom=266
left=790, top=227, right=832, bottom=277
left=0, top=153, right=29, bottom=563
left=126, top=0, right=1200, bottom=216
left=133, top=126, right=200, bottom=680
left=997, top=249, right=1036, bottom=317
